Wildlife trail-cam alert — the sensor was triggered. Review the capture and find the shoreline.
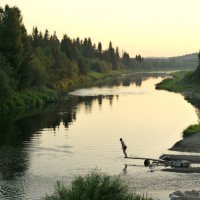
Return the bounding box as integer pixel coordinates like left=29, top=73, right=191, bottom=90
left=169, top=132, right=200, bottom=153
left=156, top=71, right=200, bottom=198
left=0, top=70, right=123, bottom=114
left=156, top=71, right=200, bottom=153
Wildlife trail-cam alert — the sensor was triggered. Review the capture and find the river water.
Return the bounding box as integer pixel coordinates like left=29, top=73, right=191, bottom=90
left=0, top=72, right=200, bottom=200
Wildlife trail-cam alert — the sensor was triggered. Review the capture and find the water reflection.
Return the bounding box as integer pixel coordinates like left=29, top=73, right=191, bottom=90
left=70, top=72, right=167, bottom=97
left=0, top=73, right=164, bottom=181
left=0, top=72, right=199, bottom=200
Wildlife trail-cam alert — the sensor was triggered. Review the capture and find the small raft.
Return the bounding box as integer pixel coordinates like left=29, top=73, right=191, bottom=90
left=119, top=138, right=191, bottom=169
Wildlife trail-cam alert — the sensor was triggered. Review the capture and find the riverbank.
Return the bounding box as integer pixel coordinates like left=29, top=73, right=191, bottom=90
left=156, top=70, right=200, bottom=152
left=156, top=70, right=200, bottom=198
left=156, top=70, right=200, bottom=99
left=170, top=132, right=200, bottom=152
left=0, top=70, right=123, bottom=114
left=0, top=87, right=59, bottom=113
left=156, top=70, right=200, bottom=115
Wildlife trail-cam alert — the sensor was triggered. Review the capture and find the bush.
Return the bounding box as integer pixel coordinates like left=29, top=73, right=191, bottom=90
left=91, top=61, right=112, bottom=73
left=183, top=124, right=200, bottom=138
left=44, top=170, right=154, bottom=200
left=0, top=87, right=58, bottom=113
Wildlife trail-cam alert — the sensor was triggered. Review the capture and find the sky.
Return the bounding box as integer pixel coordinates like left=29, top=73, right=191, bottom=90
left=1, top=0, right=200, bottom=57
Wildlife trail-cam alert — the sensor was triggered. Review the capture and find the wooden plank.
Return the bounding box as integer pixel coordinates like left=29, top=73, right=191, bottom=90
left=125, top=156, right=164, bottom=162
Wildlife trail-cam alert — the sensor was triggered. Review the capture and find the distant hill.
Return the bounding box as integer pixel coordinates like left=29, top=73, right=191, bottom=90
left=145, top=53, right=198, bottom=70
left=146, top=53, right=198, bottom=61
left=169, top=53, right=198, bottom=62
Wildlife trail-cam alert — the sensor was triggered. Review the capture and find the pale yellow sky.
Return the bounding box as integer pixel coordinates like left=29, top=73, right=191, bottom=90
left=1, top=0, right=200, bottom=57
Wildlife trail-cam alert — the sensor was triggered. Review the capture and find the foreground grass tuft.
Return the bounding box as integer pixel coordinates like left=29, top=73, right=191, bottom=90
left=44, top=170, right=154, bottom=200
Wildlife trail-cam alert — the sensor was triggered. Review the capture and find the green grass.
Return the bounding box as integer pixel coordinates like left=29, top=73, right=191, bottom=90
left=0, top=70, right=125, bottom=114
left=183, top=124, right=200, bottom=138
left=156, top=71, right=191, bottom=91
left=156, top=70, right=200, bottom=93
left=88, top=70, right=123, bottom=80
left=0, top=87, right=59, bottom=113
left=44, top=170, right=154, bottom=200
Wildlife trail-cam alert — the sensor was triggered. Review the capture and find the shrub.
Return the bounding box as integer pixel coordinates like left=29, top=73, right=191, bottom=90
left=91, top=61, right=112, bottom=73
left=44, top=170, right=154, bottom=200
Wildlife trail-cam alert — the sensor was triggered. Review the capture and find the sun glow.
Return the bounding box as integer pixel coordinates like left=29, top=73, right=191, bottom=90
left=1, top=0, right=200, bottom=57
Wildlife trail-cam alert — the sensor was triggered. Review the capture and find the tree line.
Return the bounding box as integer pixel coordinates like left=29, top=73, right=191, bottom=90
left=2, top=5, right=193, bottom=109
left=0, top=5, right=144, bottom=103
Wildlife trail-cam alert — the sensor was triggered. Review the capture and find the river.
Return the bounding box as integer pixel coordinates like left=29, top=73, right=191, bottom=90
left=0, top=72, right=199, bottom=200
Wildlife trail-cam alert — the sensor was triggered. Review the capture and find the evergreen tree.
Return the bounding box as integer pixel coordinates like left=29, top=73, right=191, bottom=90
left=61, top=34, right=78, bottom=60
left=82, top=37, right=94, bottom=57
left=116, top=47, right=120, bottom=59
left=0, top=5, right=24, bottom=71
left=135, top=55, right=143, bottom=62
left=97, top=42, right=102, bottom=54
left=105, top=41, right=118, bottom=69
left=122, top=52, right=131, bottom=65
left=195, top=50, right=200, bottom=81
left=44, top=29, right=49, bottom=42
left=32, top=26, right=39, bottom=48
left=49, top=31, right=60, bottom=56
left=108, top=41, right=113, bottom=50
left=61, top=34, right=73, bottom=59
left=198, top=50, right=200, bottom=70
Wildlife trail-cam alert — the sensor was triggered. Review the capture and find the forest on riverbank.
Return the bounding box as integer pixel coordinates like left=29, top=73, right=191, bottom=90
left=0, top=5, right=197, bottom=113
left=0, top=5, right=144, bottom=112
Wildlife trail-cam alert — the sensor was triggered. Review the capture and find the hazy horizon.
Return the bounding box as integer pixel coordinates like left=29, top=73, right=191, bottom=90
left=1, top=0, right=200, bottom=57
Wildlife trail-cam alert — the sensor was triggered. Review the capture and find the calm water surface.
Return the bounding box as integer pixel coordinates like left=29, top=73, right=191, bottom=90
left=0, top=73, right=199, bottom=200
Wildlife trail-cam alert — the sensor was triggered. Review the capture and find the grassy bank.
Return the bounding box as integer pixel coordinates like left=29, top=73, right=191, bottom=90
left=183, top=124, right=200, bottom=138
left=155, top=70, right=195, bottom=92
left=0, top=87, right=59, bottom=113
left=0, top=70, right=124, bottom=114
left=44, top=170, right=154, bottom=200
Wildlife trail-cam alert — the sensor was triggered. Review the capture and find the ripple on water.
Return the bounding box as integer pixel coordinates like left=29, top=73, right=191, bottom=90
left=121, top=167, right=200, bottom=196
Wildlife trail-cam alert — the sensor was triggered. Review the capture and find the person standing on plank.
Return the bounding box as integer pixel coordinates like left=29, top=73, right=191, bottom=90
left=120, top=138, right=127, bottom=158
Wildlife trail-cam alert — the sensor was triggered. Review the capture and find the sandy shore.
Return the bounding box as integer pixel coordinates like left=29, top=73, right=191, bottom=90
left=159, top=133, right=200, bottom=173
left=162, top=167, right=200, bottom=173
left=169, top=132, right=200, bottom=153
left=162, top=133, right=200, bottom=198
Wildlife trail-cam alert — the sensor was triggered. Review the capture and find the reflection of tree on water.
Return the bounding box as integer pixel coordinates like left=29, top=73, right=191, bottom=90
left=0, top=117, right=34, bottom=198
left=108, top=72, right=165, bottom=88
left=0, top=94, right=117, bottom=175
left=135, top=77, right=142, bottom=87
left=122, top=80, right=131, bottom=86
left=106, top=95, right=114, bottom=106
left=0, top=73, right=167, bottom=179
left=0, top=73, right=167, bottom=199
left=81, top=95, right=115, bottom=107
